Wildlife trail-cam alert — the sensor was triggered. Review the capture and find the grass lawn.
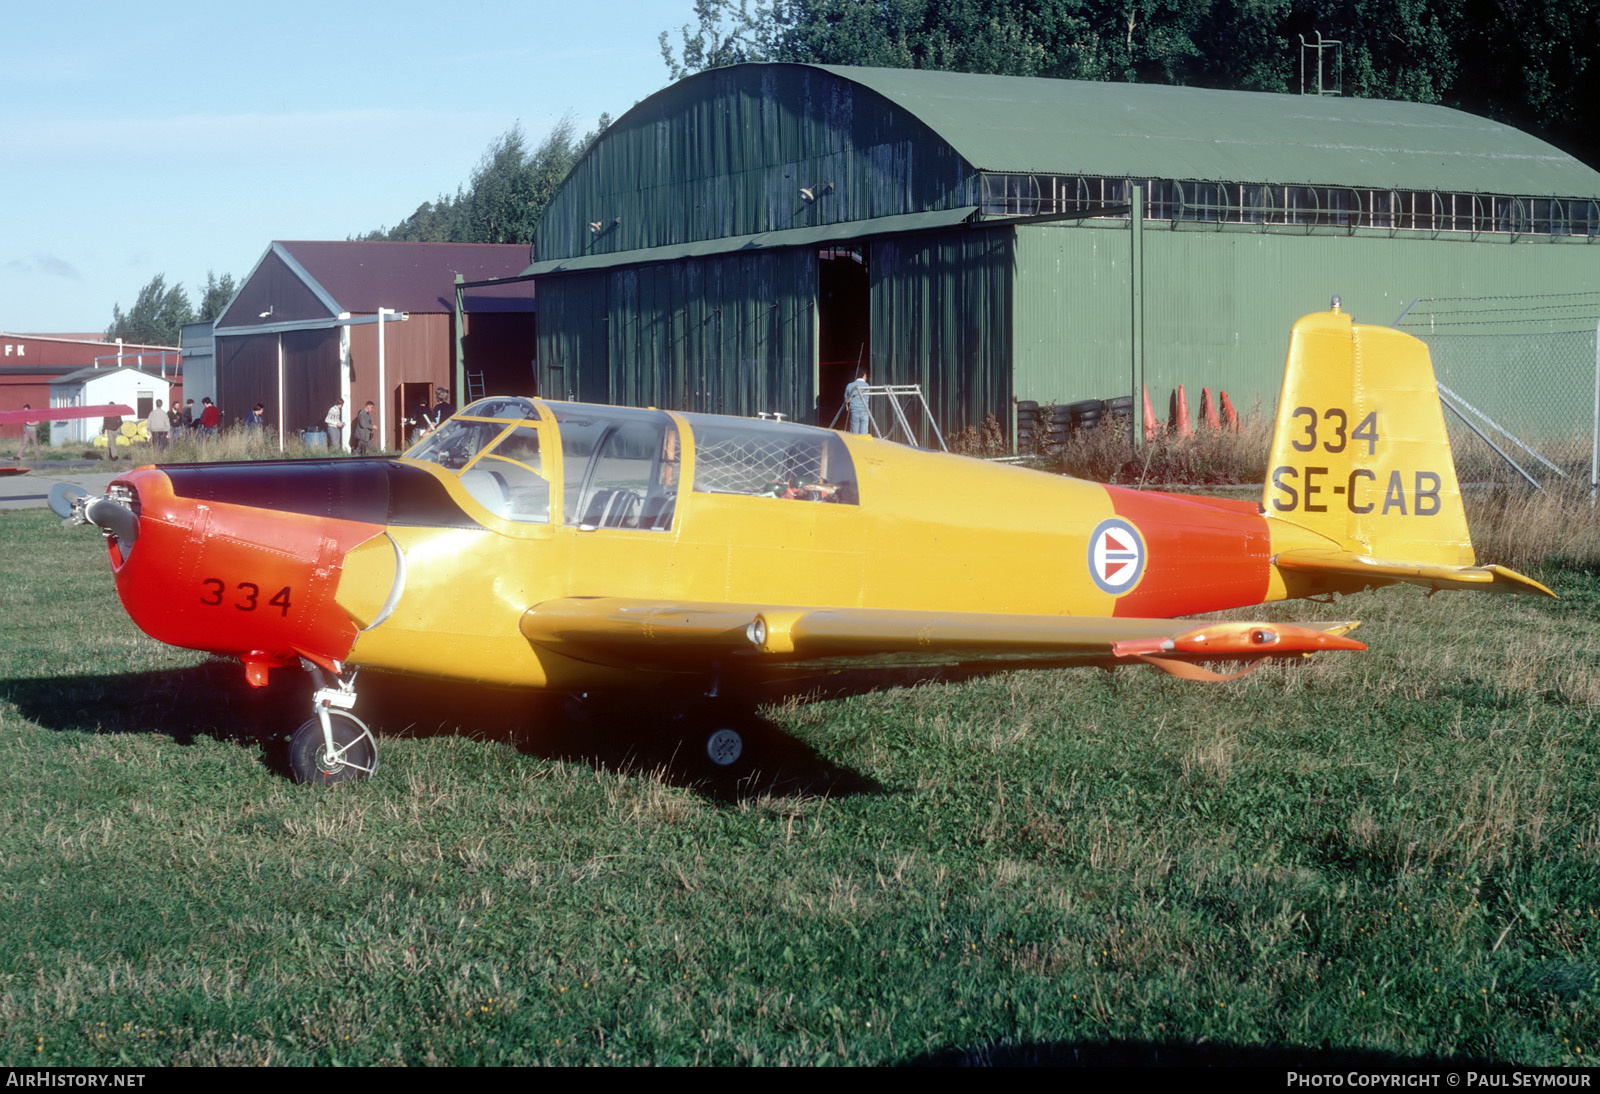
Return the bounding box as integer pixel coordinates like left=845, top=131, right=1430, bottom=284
left=1, top=506, right=1596, bottom=1065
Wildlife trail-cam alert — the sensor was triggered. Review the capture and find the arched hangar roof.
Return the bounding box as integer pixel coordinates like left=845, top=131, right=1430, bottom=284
left=528, top=63, right=1600, bottom=272
left=823, top=65, right=1600, bottom=196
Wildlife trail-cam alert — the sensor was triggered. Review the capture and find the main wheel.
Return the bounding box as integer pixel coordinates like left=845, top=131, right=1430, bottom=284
left=704, top=725, right=746, bottom=769
left=289, top=713, right=378, bottom=785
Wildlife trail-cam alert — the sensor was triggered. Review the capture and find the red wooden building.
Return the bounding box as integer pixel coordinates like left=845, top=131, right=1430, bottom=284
left=1, top=333, right=180, bottom=439
left=213, top=241, right=535, bottom=448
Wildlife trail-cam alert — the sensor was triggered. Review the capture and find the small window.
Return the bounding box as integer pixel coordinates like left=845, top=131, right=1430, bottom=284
left=407, top=418, right=509, bottom=471
left=461, top=425, right=550, bottom=524
left=686, top=416, right=858, bottom=504
left=550, top=405, right=679, bottom=531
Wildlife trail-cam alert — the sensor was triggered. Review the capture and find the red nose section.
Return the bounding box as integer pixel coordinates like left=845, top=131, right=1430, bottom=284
left=105, top=468, right=385, bottom=680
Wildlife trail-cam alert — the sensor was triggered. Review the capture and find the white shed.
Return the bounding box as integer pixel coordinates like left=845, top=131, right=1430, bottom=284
left=48, top=366, right=173, bottom=446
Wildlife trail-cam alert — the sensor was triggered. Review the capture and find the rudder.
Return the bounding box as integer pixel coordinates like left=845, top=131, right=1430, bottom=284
left=1263, top=305, right=1473, bottom=567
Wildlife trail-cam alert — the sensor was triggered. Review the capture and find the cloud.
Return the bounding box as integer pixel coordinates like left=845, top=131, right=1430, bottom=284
left=2, top=254, right=81, bottom=280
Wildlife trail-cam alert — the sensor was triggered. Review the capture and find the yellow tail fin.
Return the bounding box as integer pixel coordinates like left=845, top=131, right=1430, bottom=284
left=1263, top=306, right=1551, bottom=597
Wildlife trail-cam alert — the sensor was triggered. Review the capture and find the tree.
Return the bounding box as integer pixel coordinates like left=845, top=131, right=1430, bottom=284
left=660, top=0, right=775, bottom=80
left=456, top=122, right=575, bottom=244
left=360, top=117, right=612, bottom=244
left=107, top=274, right=194, bottom=347
left=196, top=271, right=237, bottom=323
left=1449, top=0, right=1600, bottom=165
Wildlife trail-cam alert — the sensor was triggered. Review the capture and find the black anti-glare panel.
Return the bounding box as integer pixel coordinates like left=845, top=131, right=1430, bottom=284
left=161, top=460, right=481, bottom=529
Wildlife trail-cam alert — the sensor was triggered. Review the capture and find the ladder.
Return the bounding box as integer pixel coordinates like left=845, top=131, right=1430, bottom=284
left=465, top=370, right=487, bottom=402
left=827, top=383, right=947, bottom=451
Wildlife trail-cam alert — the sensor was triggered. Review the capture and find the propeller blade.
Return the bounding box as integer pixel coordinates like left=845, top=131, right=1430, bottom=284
left=48, top=482, right=88, bottom=520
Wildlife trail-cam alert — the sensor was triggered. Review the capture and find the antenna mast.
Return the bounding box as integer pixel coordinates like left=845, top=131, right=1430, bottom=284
left=1299, top=31, right=1343, bottom=96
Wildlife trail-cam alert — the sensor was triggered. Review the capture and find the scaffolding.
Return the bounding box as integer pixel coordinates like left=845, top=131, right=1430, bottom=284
left=826, top=384, right=947, bottom=451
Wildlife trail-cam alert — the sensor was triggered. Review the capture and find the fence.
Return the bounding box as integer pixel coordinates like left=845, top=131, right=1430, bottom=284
left=1395, top=293, right=1600, bottom=498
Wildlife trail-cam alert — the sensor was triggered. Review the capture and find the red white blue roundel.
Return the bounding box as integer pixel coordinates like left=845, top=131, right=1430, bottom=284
left=1088, top=517, right=1146, bottom=595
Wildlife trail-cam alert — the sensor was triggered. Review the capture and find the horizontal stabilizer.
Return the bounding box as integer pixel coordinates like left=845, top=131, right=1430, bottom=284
left=521, top=598, right=1365, bottom=675
left=1274, top=548, right=1554, bottom=597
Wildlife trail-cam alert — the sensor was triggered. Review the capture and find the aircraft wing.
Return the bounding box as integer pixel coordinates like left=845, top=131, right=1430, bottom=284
left=0, top=403, right=135, bottom=426
left=520, top=598, right=1364, bottom=681
left=1274, top=548, right=1554, bottom=597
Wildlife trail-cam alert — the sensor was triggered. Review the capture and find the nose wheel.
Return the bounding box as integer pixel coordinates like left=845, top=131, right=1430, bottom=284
left=289, top=663, right=377, bottom=784
left=289, top=712, right=377, bottom=784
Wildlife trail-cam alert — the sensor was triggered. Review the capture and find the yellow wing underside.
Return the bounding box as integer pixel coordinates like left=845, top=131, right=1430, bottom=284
left=519, top=598, right=1366, bottom=681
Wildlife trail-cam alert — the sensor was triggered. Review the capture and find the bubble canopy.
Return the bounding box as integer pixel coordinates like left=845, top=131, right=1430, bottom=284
left=406, top=399, right=858, bottom=527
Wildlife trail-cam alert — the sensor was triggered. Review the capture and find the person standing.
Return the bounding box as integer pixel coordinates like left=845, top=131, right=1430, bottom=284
left=198, top=397, right=220, bottom=439
left=180, top=398, right=195, bottom=439
left=102, top=414, right=122, bottom=461
left=245, top=403, right=265, bottom=430
left=353, top=401, right=375, bottom=454
left=18, top=405, right=43, bottom=460
left=431, top=388, right=454, bottom=425
left=147, top=400, right=170, bottom=456
left=325, top=398, right=345, bottom=451
left=844, top=367, right=871, bottom=435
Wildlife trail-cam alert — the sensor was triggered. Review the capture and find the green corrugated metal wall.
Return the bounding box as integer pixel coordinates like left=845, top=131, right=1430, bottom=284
left=537, top=248, right=817, bottom=417
left=535, top=270, right=610, bottom=403
left=538, top=65, right=973, bottom=264
left=1012, top=221, right=1599, bottom=417
left=535, top=228, right=1015, bottom=430
left=869, top=226, right=1013, bottom=436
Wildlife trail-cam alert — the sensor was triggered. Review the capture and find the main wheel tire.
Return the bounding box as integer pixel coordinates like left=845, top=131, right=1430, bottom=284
left=704, top=725, right=746, bottom=769
left=289, top=713, right=378, bottom=785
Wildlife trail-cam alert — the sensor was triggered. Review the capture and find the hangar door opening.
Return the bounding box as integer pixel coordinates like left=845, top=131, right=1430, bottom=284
left=817, top=247, right=869, bottom=428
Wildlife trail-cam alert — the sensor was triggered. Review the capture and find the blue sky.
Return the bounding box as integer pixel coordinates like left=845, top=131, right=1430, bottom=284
left=1, top=0, right=695, bottom=335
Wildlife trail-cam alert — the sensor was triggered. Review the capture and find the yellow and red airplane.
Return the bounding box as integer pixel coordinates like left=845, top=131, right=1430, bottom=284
left=54, top=306, right=1551, bottom=783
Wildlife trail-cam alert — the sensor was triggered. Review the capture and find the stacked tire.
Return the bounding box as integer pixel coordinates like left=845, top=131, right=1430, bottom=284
left=1015, top=400, right=1040, bottom=453
left=1035, top=400, right=1090, bottom=456
left=1024, top=396, right=1137, bottom=456
left=1104, top=395, right=1135, bottom=427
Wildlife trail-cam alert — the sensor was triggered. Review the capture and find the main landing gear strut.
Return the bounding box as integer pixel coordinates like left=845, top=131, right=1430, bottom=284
left=287, top=662, right=378, bottom=785
left=685, top=667, right=754, bottom=777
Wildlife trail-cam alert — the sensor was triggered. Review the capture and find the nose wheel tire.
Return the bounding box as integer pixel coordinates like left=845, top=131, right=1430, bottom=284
left=289, top=713, right=378, bottom=785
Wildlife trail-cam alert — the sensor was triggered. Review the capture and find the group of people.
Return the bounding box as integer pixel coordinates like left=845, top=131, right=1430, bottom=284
left=326, top=389, right=452, bottom=454
left=15, top=387, right=460, bottom=462
left=325, top=398, right=376, bottom=453
left=326, top=398, right=381, bottom=453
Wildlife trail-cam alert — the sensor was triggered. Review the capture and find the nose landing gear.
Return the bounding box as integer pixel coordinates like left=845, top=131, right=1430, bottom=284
left=288, top=663, right=377, bottom=784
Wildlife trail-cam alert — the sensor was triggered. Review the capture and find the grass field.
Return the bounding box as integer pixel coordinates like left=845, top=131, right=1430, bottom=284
left=1, top=501, right=1597, bottom=1066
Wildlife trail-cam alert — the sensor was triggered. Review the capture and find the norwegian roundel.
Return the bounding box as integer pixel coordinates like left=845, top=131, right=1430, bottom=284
left=1087, top=517, right=1146, bottom=595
